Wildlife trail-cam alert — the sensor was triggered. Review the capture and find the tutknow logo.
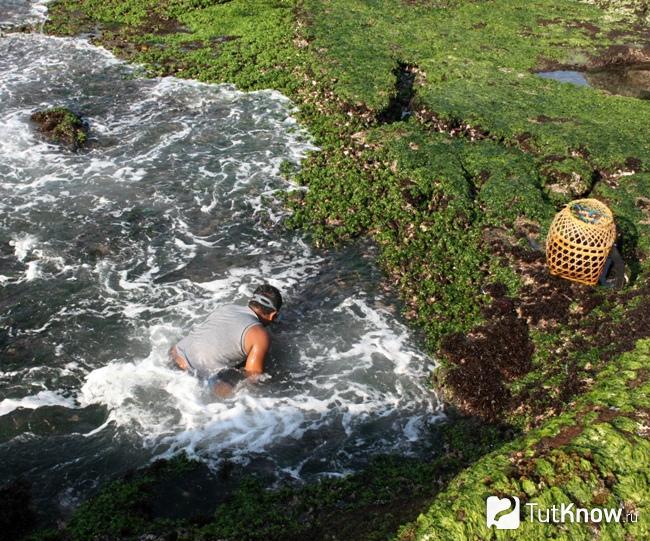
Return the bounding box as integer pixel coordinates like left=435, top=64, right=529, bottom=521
left=486, top=495, right=639, bottom=530
left=486, top=496, right=520, bottom=529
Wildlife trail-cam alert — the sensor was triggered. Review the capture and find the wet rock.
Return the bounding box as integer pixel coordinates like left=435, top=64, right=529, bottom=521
left=544, top=172, right=592, bottom=198
left=535, top=45, right=650, bottom=100
left=140, top=12, right=189, bottom=36
left=637, top=196, right=650, bottom=225
left=137, top=534, right=178, bottom=541
left=30, top=106, right=88, bottom=150
left=0, top=240, right=13, bottom=256
left=0, top=23, right=35, bottom=34
left=86, top=242, right=111, bottom=258
left=539, top=44, right=650, bottom=73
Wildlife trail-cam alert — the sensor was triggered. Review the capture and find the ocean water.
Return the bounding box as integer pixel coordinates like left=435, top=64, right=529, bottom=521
left=0, top=1, right=442, bottom=515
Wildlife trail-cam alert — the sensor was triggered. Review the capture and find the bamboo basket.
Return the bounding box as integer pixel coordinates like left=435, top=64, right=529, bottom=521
left=546, top=199, right=616, bottom=286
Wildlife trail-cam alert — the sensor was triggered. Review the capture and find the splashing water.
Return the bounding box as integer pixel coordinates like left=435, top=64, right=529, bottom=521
left=0, top=2, right=442, bottom=514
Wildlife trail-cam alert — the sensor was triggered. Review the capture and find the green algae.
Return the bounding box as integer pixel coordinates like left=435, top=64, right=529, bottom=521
left=28, top=420, right=514, bottom=541
left=287, top=123, right=556, bottom=346
left=43, top=0, right=650, bottom=347
left=46, top=0, right=301, bottom=91
left=302, top=0, right=649, bottom=168
left=398, top=339, right=650, bottom=541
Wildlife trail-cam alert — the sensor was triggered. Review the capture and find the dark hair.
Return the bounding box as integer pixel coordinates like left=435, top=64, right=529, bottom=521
left=249, top=284, right=283, bottom=315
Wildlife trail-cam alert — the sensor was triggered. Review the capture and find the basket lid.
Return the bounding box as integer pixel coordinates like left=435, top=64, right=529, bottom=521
left=567, top=198, right=613, bottom=227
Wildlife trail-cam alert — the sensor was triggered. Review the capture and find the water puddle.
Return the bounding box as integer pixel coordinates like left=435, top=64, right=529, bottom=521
left=537, top=67, right=650, bottom=99
left=587, top=66, right=650, bottom=100
left=537, top=70, right=590, bottom=87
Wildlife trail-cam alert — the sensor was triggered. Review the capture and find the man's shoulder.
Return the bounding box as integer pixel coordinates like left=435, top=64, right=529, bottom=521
left=219, top=303, right=242, bottom=312
left=245, top=322, right=270, bottom=346
left=227, top=303, right=259, bottom=317
left=210, top=303, right=247, bottom=315
left=210, top=303, right=261, bottom=323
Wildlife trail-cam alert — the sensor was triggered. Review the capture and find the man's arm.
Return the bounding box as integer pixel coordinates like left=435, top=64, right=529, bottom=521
left=243, top=325, right=270, bottom=376
left=211, top=325, right=270, bottom=398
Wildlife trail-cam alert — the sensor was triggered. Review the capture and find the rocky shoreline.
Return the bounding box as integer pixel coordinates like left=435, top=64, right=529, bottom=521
left=3, top=0, right=648, bottom=539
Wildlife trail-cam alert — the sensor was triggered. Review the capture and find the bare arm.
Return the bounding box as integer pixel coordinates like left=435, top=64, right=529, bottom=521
left=243, top=324, right=270, bottom=377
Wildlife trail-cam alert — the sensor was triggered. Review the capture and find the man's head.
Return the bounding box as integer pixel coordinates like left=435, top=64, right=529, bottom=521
left=248, top=284, right=282, bottom=325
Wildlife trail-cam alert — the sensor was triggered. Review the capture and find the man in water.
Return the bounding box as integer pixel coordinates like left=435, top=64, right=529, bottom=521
left=169, top=284, right=282, bottom=397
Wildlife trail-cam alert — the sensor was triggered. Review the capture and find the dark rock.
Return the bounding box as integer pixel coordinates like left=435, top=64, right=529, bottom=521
left=87, top=242, right=111, bottom=258
left=0, top=479, right=35, bottom=541
left=0, top=240, right=13, bottom=256
left=0, top=23, right=35, bottom=33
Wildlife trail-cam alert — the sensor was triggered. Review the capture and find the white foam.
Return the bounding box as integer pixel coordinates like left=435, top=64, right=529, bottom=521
left=0, top=0, right=51, bottom=28
left=0, top=390, right=76, bottom=417
left=30, top=0, right=50, bottom=21
left=78, top=288, right=442, bottom=473
left=0, top=26, right=441, bottom=482
left=11, top=233, right=38, bottom=261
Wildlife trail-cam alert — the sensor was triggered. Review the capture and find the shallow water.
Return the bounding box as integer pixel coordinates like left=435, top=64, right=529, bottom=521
left=537, top=68, right=650, bottom=99
left=587, top=66, right=650, bottom=100
left=0, top=2, right=441, bottom=515
left=537, top=70, right=591, bottom=87
left=0, top=0, right=48, bottom=28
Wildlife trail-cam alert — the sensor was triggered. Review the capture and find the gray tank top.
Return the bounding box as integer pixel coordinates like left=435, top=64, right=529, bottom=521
left=176, top=304, right=263, bottom=376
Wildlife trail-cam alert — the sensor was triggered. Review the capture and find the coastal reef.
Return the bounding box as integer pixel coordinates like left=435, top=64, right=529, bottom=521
left=27, top=0, right=650, bottom=539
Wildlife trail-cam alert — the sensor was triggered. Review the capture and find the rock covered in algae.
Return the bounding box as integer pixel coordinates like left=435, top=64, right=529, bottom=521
left=397, top=338, right=650, bottom=541
left=30, top=106, right=88, bottom=150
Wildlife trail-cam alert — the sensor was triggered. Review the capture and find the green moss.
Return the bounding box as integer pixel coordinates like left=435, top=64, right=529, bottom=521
left=400, top=339, right=650, bottom=540
left=31, top=434, right=511, bottom=541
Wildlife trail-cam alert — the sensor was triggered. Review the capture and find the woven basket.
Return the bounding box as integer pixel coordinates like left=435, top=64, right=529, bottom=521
left=546, top=198, right=616, bottom=286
